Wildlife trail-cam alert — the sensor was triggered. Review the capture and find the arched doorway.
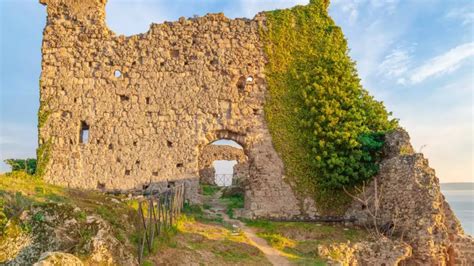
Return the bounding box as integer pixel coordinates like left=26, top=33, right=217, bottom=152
left=198, top=139, right=247, bottom=187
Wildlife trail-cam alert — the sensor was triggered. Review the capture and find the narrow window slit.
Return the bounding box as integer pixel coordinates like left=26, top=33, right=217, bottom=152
left=79, top=121, right=90, bottom=144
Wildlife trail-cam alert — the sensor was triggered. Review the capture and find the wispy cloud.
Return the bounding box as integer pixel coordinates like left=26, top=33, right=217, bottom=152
left=446, top=5, right=474, bottom=26
left=409, top=42, right=474, bottom=84
left=331, top=0, right=399, bottom=25
left=378, top=45, right=413, bottom=81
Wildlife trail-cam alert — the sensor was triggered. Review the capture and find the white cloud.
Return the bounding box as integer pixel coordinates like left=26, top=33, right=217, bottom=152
left=378, top=45, right=413, bottom=80
left=409, top=42, right=474, bottom=84
left=331, top=0, right=399, bottom=25
left=446, top=6, right=474, bottom=26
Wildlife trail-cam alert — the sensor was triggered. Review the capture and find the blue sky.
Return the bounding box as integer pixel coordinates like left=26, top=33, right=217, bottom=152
left=0, top=0, right=472, bottom=183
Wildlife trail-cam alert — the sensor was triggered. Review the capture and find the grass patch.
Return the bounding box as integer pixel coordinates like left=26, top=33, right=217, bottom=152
left=219, top=194, right=244, bottom=219
left=246, top=220, right=368, bottom=265
left=200, top=185, right=220, bottom=196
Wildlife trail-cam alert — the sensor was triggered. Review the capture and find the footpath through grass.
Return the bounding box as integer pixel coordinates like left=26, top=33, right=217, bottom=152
left=245, top=219, right=369, bottom=265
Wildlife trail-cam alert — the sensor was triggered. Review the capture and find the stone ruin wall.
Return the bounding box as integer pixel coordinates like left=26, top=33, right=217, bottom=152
left=38, top=0, right=308, bottom=218
left=38, top=0, right=474, bottom=262
left=345, top=129, right=474, bottom=265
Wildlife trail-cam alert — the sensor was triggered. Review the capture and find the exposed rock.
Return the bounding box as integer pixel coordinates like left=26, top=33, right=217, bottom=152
left=0, top=221, right=32, bottom=263
left=34, top=252, right=83, bottom=266
left=2, top=202, right=137, bottom=265
left=318, top=238, right=412, bottom=265
left=345, top=128, right=474, bottom=264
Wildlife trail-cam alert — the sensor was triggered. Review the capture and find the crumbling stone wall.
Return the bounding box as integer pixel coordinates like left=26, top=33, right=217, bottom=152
left=345, top=129, right=474, bottom=264
left=38, top=0, right=305, bottom=218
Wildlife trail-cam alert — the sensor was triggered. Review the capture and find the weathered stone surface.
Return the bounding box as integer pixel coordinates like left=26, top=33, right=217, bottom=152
left=318, top=238, right=412, bottom=265
left=3, top=203, right=136, bottom=265
left=38, top=0, right=309, bottom=218
left=198, top=144, right=246, bottom=185
left=345, top=128, right=474, bottom=264
left=36, top=1, right=471, bottom=262
left=33, top=252, right=83, bottom=266
left=0, top=221, right=32, bottom=263
left=199, top=145, right=246, bottom=170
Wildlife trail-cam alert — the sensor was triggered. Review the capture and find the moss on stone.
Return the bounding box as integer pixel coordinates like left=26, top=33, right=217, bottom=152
left=35, top=138, right=51, bottom=178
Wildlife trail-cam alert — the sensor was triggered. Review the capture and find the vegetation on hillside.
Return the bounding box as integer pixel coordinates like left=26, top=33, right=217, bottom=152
left=262, top=0, right=398, bottom=212
left=246, top=219, right=368, bottom=265
left=0, top=171, right=139, bottom=264
left=4, top=159, right=37, bottom=175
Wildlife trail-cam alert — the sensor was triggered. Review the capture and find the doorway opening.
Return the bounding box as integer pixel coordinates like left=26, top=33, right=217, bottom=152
left=198, top=139, right=246, bottom=187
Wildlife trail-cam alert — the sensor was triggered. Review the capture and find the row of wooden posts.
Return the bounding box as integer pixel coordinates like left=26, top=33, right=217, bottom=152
left=137, top=183, right=185, bottom=264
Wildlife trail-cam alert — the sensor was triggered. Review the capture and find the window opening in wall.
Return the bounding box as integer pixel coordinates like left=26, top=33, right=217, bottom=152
left=120, top=95, right=129, bottom=102
left=114, top=70, right=122, bottom=78
left=79, top=121, right=90, bottom=144
left=176, top=163, right=184, bottom=168
left=125, top=169, right=131, bottom=175
left=145, top=97, right=150, bottom=104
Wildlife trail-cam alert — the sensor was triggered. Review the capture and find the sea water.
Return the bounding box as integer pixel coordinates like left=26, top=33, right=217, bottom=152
left=441, top=183, right=474, bottom=236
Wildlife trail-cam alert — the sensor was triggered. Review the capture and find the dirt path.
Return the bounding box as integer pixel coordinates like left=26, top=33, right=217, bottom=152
left=205, top=190, right=292, bottom=266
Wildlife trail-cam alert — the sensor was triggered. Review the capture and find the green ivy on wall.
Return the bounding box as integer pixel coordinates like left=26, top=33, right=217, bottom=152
left=261, top=1, right=398, bottom=213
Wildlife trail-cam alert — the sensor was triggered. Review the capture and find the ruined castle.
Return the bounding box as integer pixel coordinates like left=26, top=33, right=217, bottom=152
left=38, top=0, right=473, bottom=264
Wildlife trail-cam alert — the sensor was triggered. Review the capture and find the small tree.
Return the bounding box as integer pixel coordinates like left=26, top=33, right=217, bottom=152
left=4, top=158, right=37, bottom=175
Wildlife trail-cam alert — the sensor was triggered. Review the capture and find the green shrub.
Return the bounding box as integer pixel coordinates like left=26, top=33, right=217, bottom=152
left=262, top=1, right=397, bottom=207
left=4, top=159, right=37, bottom=175
left=200, top=185, right=220, bottom=196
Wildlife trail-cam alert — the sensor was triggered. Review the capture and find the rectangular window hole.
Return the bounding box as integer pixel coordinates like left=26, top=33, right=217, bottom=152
left=108, top=144, right=113, bottom=150
left=176, top=163, right=183, bottom=168
left=120, top=95, right=129, bottom=102
left=167, top=181, right=176, bottom=188
left=152, top=171, right=158, bottom=176
left=125, top=169, right=131, bottom=176
left=145, top=97, right=150, bottom=104
left=167, top=140, right=173, bottom=147
left=79, top=121, right=90, bottom=144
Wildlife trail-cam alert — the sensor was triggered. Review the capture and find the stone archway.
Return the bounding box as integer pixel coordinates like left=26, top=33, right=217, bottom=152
left=198, top=141, right=247, bottom=186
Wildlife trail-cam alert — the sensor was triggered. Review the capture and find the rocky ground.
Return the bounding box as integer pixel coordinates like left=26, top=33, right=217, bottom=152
left=1, top=173, right=417, bottom=265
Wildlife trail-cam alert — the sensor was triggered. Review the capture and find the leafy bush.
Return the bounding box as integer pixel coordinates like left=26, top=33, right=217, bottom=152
left=262, top=2, right=397, bottom=208
left=4, top=158, right=37, bottom=175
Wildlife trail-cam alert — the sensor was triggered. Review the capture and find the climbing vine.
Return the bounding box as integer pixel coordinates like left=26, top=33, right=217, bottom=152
left=36, top=99, right=52, bottom=178
left=261, top=1, right=398, bottom=212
